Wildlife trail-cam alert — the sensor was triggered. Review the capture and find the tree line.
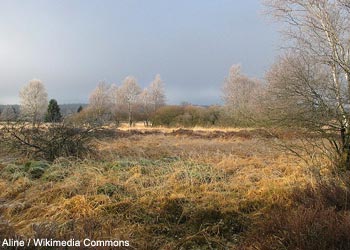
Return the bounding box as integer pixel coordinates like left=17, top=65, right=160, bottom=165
left=0, top=69, right=265, bottom=127
left=0, top=75, right=166, bottom=126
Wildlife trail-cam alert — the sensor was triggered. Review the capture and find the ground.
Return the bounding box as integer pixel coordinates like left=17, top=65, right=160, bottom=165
left=0, top=126, right=349, bottom=250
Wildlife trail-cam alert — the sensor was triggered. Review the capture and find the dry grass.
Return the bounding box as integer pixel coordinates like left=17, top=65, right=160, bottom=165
left=0, top=127, right=349, bottom=249
left=117, top=122, right=253, bottom=132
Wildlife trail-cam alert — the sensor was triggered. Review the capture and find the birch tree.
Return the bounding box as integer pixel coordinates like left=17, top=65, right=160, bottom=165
left=119, top=76, right=142, bottom=126
left=19, top=79, right=48, bottom=125
left=222, top=65, right=262, bottom=123
left=88, top=81, right=112, bottom=124
left=139, top=88, right=152, bottom=126
left=110, top=84, right=120, bottom=108
left=264, top=0, right=350, bottom=168
left=148, top=74, right=166, bottom=112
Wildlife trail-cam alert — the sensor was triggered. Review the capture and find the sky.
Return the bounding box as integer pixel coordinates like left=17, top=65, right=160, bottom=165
left=0, top=0, right=280, bottom=105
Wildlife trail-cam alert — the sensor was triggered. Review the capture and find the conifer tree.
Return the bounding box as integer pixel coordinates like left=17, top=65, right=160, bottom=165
left=45, top=99, right=62, bottom=122
left=77, top=105, right=83, bottom=113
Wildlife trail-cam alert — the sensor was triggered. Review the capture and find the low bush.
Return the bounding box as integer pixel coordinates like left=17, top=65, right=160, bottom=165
left=2, top=122, right=97, bottom=161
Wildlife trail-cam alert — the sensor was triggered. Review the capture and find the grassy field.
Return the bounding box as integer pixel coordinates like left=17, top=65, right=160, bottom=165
left=1, top=127, right=350, bottom=249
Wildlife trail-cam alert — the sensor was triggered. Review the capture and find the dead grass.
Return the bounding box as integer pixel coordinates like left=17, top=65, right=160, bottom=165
left=0, top=127, right=348, bottom=249
left=117, top=122, right=254, bottom=132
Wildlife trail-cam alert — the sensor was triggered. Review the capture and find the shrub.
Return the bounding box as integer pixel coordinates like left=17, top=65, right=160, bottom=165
left=151, top=105, right=184, bottom=126
left=2, top=122, right=97, bottom=161
left=67, top=107, right=114, bottom=126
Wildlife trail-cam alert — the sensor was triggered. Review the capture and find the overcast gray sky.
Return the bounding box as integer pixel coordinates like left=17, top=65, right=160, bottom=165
left=0, top=0, right=279, bottom=105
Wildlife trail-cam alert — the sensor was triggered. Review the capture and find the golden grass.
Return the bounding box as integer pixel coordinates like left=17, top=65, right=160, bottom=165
left=117, top=122, right=254, bottom=132
left=0, top=128, right=349, bottom=249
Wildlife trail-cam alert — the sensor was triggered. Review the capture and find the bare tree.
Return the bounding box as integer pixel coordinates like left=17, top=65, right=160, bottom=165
left=88, top=81, right=112, bottom=124
left=265, top=53, right=334, bottom=127
left=110, top=83, right=120, bottom=107
left=139, top=88, right=152, bottom=126
left=19, top=79, right=48, bottom=125
left=89, top=81, right=112, bottom=112
left=222, top=65, right=262, bottom=123
left=109, top=83, right=123, bottom=125
left=264, top=0, right=350, bottom=168
left=119, top=76, right=142, bottom=126
left=148, top=74, right=166, bottom=112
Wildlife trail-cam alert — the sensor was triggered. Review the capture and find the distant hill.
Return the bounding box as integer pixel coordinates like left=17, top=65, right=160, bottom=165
left=0, top=104, right=20, bottom=114
left=0, top=104, right=88, bottom=117
left=59, top=104, right=88, bottom=116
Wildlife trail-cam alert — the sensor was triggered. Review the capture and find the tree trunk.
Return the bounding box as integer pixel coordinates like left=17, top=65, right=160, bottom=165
left=344, top=130, right=350, bottom=171
left=339, top=126, right=350, bottom=170
left=128, top=102, right=132, bottom=127
left=346, top=145, right=350, bottom=171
